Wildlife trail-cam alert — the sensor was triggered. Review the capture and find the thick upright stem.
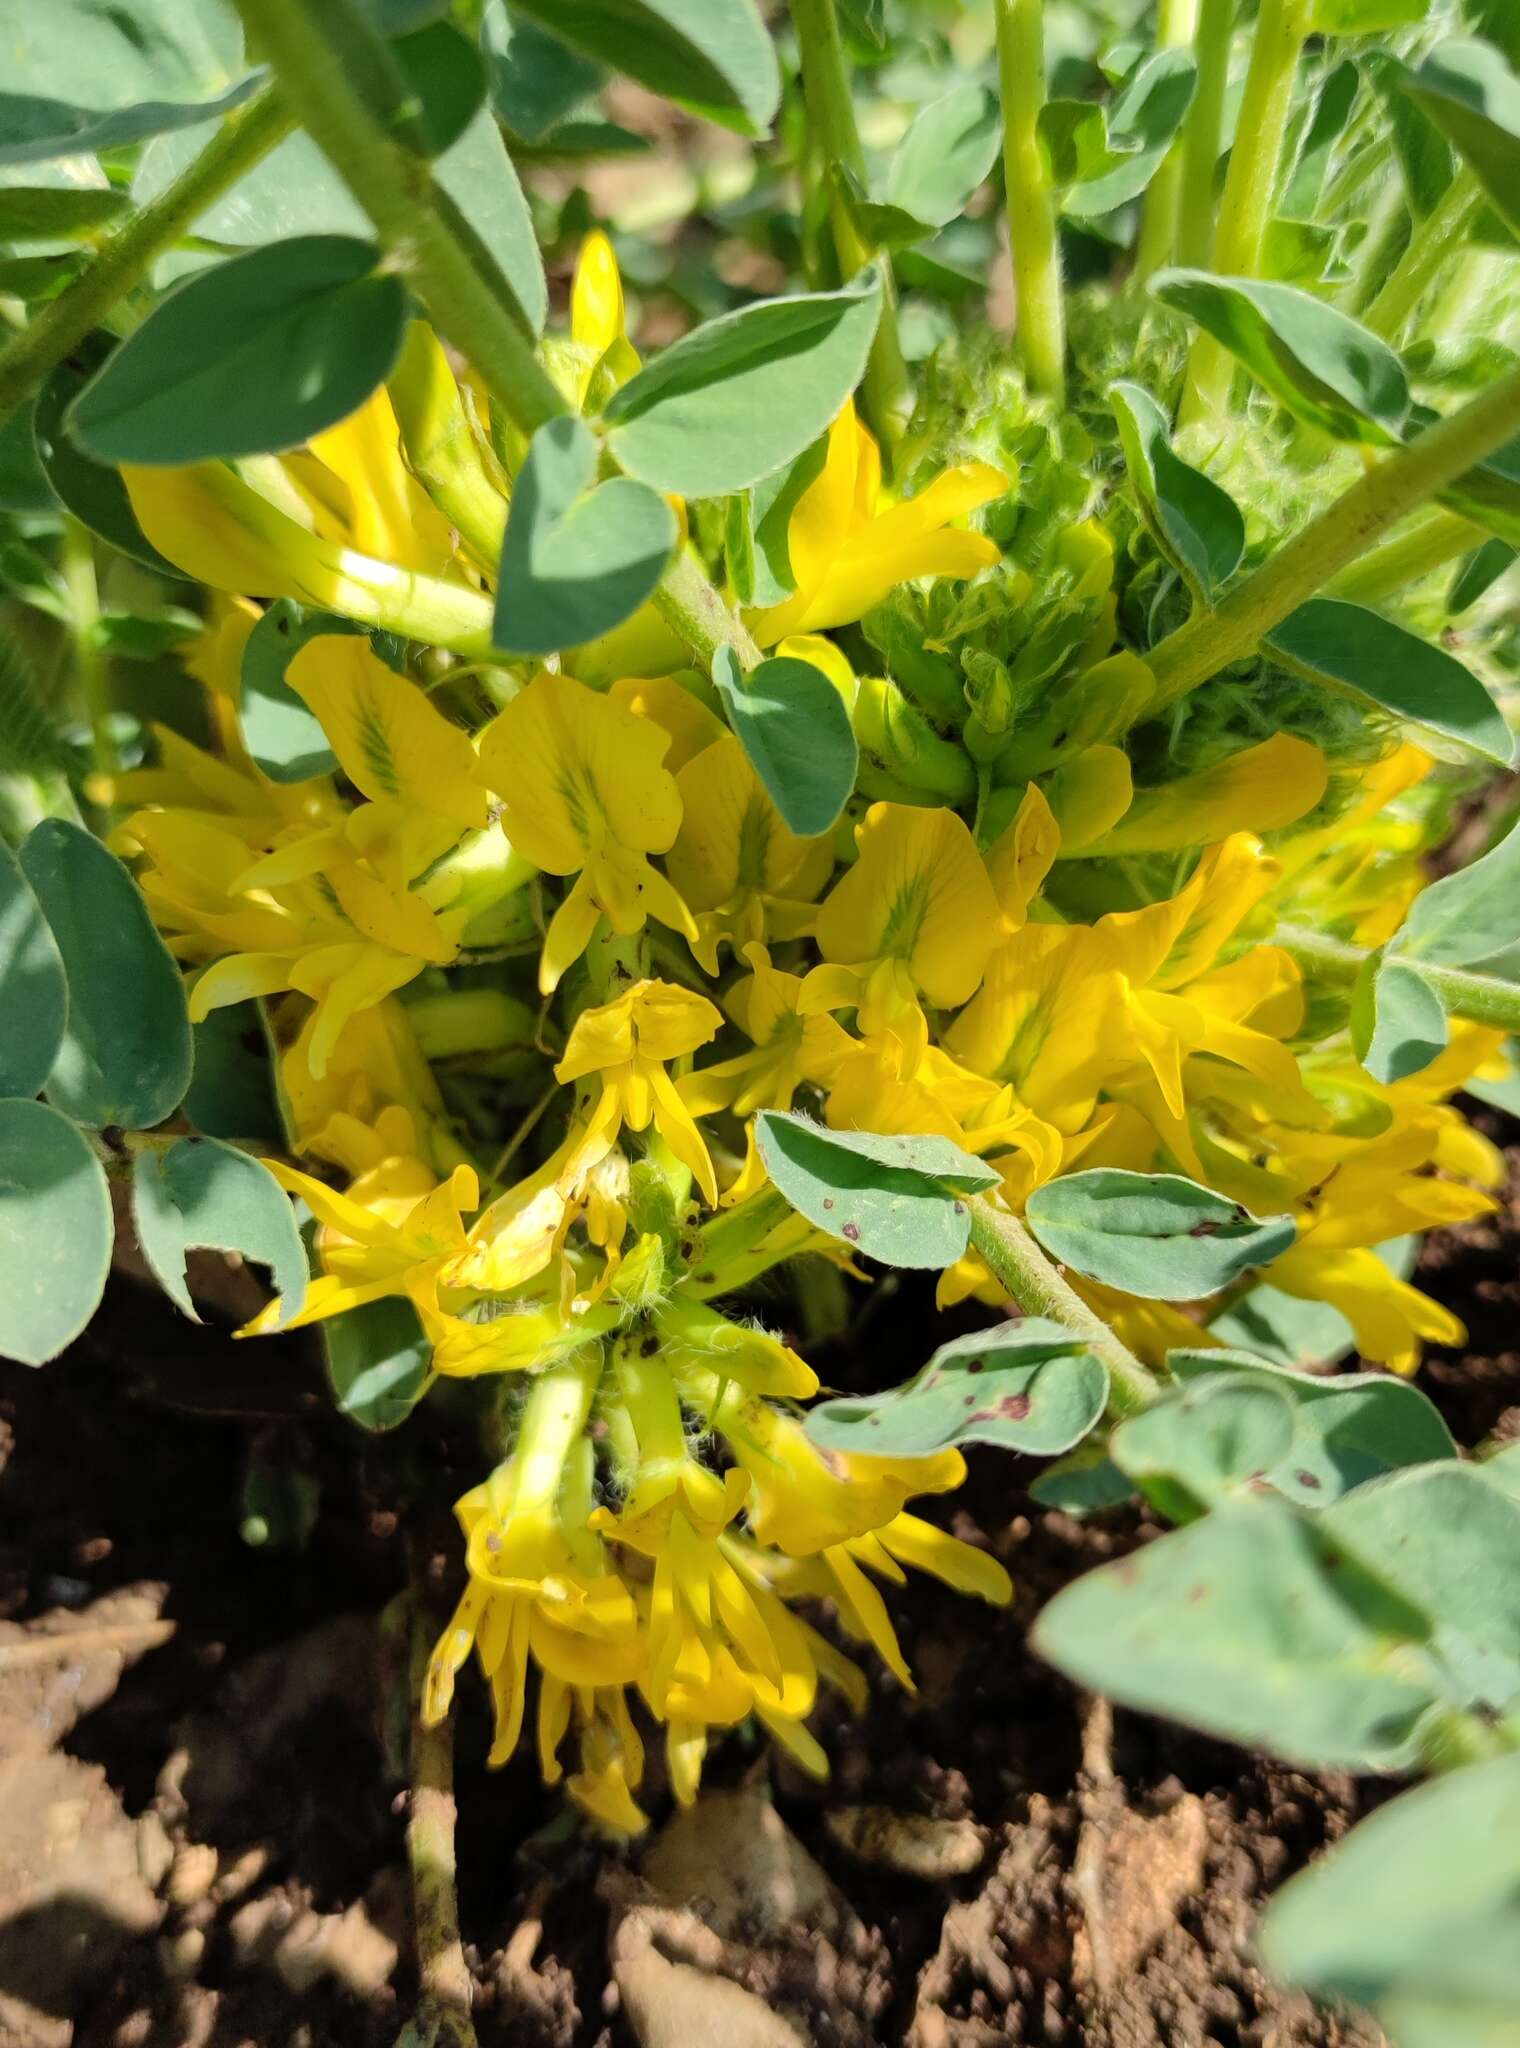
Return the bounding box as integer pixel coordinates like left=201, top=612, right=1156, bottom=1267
left=1179, top=0, right=1308, bottom=427
left=788, top=0, right=911, bottom=456
left=1175, top=0, right=1234, bottom=270
left=405, top=1575, right=480, bottom=2048
left=996, top=0, right=1066, bottom=404
left=0, top=90, right=292, bottom=429
left=1363, top=169, right=1482, bottom=341
left=967, top=1201, right=1158, bottom=1417
left=1133, top=0, right=1201, bottom=284
left=1144, top=358, right=1520, bottom=705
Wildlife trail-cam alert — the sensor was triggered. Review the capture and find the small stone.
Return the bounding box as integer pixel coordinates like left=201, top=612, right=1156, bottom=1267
left=167, top=1842, right=219, bottom=1909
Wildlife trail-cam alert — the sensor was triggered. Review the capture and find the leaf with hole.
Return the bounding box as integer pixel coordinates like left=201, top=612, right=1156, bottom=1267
left=67, top=236, right=409, bottom=465
left=1110, top=380, right=1243, bottom=598
left=20, top=819, right=192, bottom=1130
left=0, top=839, right=68, bottom=1100
left=0, top=1097, right=112, bottom=1366
left=1151, top=269, right=1409, bottom=444
left=494, top=416, right=677, bottom=655
left=1024, top=1169, right=1295, bottom=1300
left=755, top=1110, right=998, bottom=1270
left=1263, top=598, right=1514, bottom=768
left=603, top=269, right=882, bottom=497
left=710, top=645, right=857, bottom=837
left=132, top=1136, right=306, bottom=1326
left=806, top=1317, right=1108, bottom=1457
left=503, top=0, right=779, bottom=136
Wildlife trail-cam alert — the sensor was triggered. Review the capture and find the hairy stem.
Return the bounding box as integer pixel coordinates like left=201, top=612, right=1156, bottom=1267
left=405, top=1572, right=480, bottom=2048
left=967, top=1201, right=1158, bottom=1417
left=1144, top=359, right=1520, bottom=705
left=995, top=0, right=1066, bottom=403
left=60, top=518, right=112, bottom=785
left=1324, top=507, right=1485, bottom=605
left=1133, top=0, right=1201, bottom=284
left=0, top=90, right=292, bottom=430
left=1179, top=0, right=1309, bottom=427
left=1363, top=169, right=1482, bottom=341
left=788, top=0, right=912, bottom=457
left=1174, top=0, right=1234, bottom=270
left=1277, top=924, right=1520, bottom=1033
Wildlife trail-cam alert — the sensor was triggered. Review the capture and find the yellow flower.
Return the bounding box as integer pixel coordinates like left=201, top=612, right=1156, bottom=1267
left=946, top=921, right=1120, bottom=1132
left=570, top=228, right=641, bottom=401
left=801, top=802, right=1000, bottom=1074
left=555, top=979, right=723, bottom=1206
left=1085, top=733, right=1329, bottom=855
left=664, top=736, right=834, bottom=972
left=748, top=400, right=1007, bottom=645
left=478, top=672, right=698, bottom=992
left=681, top=942, right=854, bottom=1120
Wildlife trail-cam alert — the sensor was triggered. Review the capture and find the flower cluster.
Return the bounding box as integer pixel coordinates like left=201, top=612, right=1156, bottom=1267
left=111, top=240, right=1506, bottom=1828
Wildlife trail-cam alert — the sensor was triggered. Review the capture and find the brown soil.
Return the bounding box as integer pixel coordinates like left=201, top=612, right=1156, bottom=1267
left=2, top=1120, right=1515, bottom=2048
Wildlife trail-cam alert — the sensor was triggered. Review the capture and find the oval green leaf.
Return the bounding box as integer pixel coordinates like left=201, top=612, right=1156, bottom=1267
left=183, top=1002, right=283, bottom=1145
left=604, top=269, right=883, bottom=497
left=806, top=1315, right=1108, bottom=1458
left=0, top=1096, right=112, bottom=1366
left=711, top=644, right=858, bottom=837
left=0, top=839, right=68, bottom=1100
left=1263, top=597, right=1515, bottom=768
left=1395, top=39, right=1520, bottom=241
left=20, top=818, right=192, bottom=1130
left=1024, top=1168, right=1296, bottom=1300
left=1352, top=955, right=1449, bottom=1083
left=67, top=235, right=409, bottom=464
left=132, top=1135, right=307, bottom=1326
left=494, top=415, right=677, bottom=655
left=1065, top=48, right=1197, bottom=218
left=1110, top=379, right=1244, bottom=598
left=885, top=84, right=1002, bottom=230
left=0, top=185, right=133, bottom=241
left=503, top=0, right=779, bottom=136
left=482, top=2, right=606, bottom=142
left=1391, top=810, right=1520, bottom=968
left=240, top=602, right=354, bottom=784
left=755, top=1109, right=999, bottom=1270
left=32, top=366, right=193, bottom=578
left=1150, top=269, right=1409, bottom=444
left=1110, top=1376, right=1298, bottom=1520
left=324, top=1295, right=432, bottom=1430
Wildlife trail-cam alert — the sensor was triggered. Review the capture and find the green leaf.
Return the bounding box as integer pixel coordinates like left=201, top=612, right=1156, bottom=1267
left=0, top=0, right=254, bottom=165
left=1263, top=598, right=1514, bottom=768
left=1476, top=1440, right=1520, bottom=1504
left=132, top=1135, right=306, bottom=1326
left=1150, top=269, right=1409, bottom=443
left=1064, top=49, right=1198, bottom=218
left=805, top=1316, right=1108, bottom=1458
left=1167, top=1346, right=1457, bottom=1506
left=1437, top=423, right=1520, bottom=549
left=885, top=84, right=1002, bottom=230
left=482, top=2, right=605, bottom=141
left=390, top=20, right=486, bottom=157
left=1260, top=215, right=1343, bottom=285
left=239, top=602, right=348, bottom=783
left=183, top=1002, right=282, bottom=1145
left=1281, top=57, right=1361, bottom=216
left=434, top=104, right=548, bottom=336
left=0, top=1096, right=112, bottom=1366
left=603, top=269, right=883, bottom=497
left=1396, top=39, right=1520, bottom=241
left=31, top=366, right=192, bottom=579
left=1351, top=955, right=1449, bottom=1082
left=1024, top=1169, right=1296, bottom=1300
left=1032, top=1495, right=1446, bottom=1771
left=1310, top=0, right=1431, bottom=27
left=324, top=1295, right=432, bottom=1430
left=1110, top=1376, right=1298, bottom=1520
left=1208, top=1237, right=1416, bottom=1370
left=0, top=185, right=132, bottom=241
left=1449, top=536, right=1516, bottom=612
left=502, top=0, right=779, bottom=136
left=493, top=415, right=676, bottom=655
left=1465, top=1035, right=1520, bottom=1116
left=755, top=1110, right=998, bottom=1270
left=67, top=236, right=409, bottom=465
left=0, top=839, right=68, bottom=1100
left=745, top=436, right=827, bottom=607
left=20, top=819, right=192, bottom=1130
left=1391, top=809, right=1520, bottom=968
left=1259, top=1752, right=1520, bottom=2045
left=1028, top=1444, right=1136, bottom=1515
left=711, top=644, right=857, bottom=837
left=1110, top=379, right=1244, bottom=598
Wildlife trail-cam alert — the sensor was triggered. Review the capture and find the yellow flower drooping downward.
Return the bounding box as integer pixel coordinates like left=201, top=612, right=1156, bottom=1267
left=479, top=672, right=698, bottom=992
left=555, top=979, right=723, bottom=1206
left=748, top=399, right=1008, bottom=645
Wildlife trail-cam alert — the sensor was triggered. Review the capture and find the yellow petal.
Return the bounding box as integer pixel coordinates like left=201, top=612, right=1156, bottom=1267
left=1042, top=745, right=1134, bottom=852
left=571, top=229, right=626, bottom=359
left=1088, top=734, right=1329, bottom=854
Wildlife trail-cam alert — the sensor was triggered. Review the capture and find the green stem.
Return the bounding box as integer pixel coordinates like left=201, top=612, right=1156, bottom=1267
left=1174, top=0, right=1234, bottom=270
left=1178, top=0, right=1309, bottom=428
left=787, top=0, right=911, bottom=457
left=234, top=0, right=759, bottom=676
left=966, top=1200, right=1158, bottom=1417
left=1143, top=359, right=1520, bottom=707
left=1363, top=170, right=1482, bottom=341
left=1323, top=507, right=1484, bottom=605
left=995, top=0, right=1065, bottom=403
left=59, top=518, right=112, bottom=784
left=1133, top=0, right=1201, bottom=285
left=1276, top=924, right=1520, bottom=1033
left=0, top=91, right=292, bottom=430
left=405, top=1556, right=480, bottom=2048
left=651, top=547, right=763, bottom=672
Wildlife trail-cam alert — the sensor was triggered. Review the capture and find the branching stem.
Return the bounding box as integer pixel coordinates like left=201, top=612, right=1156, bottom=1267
left=1276, top=925, right=1520, bottom=1034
